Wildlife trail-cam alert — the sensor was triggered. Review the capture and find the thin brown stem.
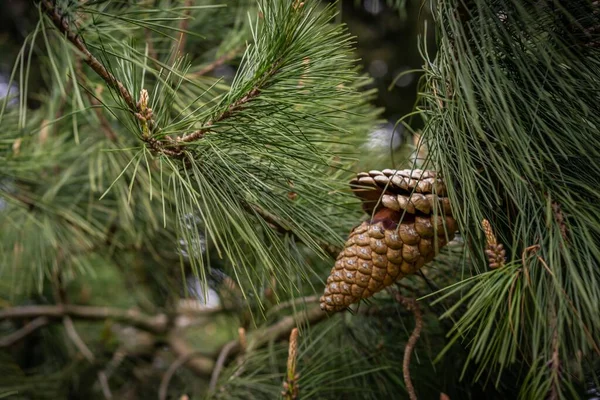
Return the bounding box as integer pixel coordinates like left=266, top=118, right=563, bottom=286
left=97, top=371, right=113, bottom=399
left=187, top=47, right=244, bottom=78
left=145, top=28, right=159, bottom=62
left=177, top=86, right=261, bottom=143
left=0, top=316, right=49, bottom=347
left=167, top=332, right=215, bottom=376
left=0, top=304, right=168, bottom=333
left=172, top=0, right=193, bottom=63
left=63, top=315, right=95, bottom=361
left=208, top=306, right=326, bottom=394
left=267, top=296, right=319, bottom=316
left=177, top=51, right=287, bottom=144
left=208, top=340, right=239, bottom=392
left=392, top=293, right=423, bottom=400
left=222, top=305, right=327, bottom=361
left=41, top=0, right=137, bottom=112
left=159, top=347, right=209, bottom=400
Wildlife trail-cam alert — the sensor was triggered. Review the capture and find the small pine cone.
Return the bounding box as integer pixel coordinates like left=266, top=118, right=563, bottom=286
left=481, top=219, right=506, bottom=269
left=320, top=207, right=457, bottom=312
left=486, top=243, right=506, bottom=269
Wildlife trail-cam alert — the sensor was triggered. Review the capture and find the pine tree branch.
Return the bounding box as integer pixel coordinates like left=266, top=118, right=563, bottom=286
left=40, top=0, right=137, bottom=112
left=0, top=305, right=168, bottom=333
left=176, top=86, right=262, bottom=143
left=176, top=43, right=288, bottom=144
left=0, top=316, right=49, bottom=347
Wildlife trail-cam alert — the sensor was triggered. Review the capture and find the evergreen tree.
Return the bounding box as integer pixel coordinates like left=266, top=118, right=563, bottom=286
left=0, top=1, right=598, bottom=399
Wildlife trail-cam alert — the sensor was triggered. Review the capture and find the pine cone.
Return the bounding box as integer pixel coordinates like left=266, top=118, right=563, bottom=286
left=320, top=169, right=457, bottom=312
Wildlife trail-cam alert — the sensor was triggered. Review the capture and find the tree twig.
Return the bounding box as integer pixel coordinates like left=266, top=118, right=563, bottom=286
left=222, top=305, right=327, bottom=361
left=176, top=86, right=262, bottom=143
left=0, top=305, right=168, bottom=333
left=40, top=0, right=137, bottom=112
left=54, top=267, right=112, bottom=399
left=63, top=315, right=95, bottom=362
left=0, top=316, right=49, bottom=347
left=208, top=339, right=239, bottom=392
left=170, top=0, right=194, bottom=65
left=187, top=47, right=244, bottom=78
left=97, top=371, right=113, bottom=400
left=208, top=306, right=326, bottom=393
left=267, top=296, right=319, bottom=316
left=159, top=347, right=208, bottom=400
left=167, top=331, right=215, bottom=376
left=392, top=293, right=423, bottom=400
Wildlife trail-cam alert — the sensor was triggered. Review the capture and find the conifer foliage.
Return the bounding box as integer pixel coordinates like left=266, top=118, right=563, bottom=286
left=420, top=0, right=600, bottom=398
left=1, top=0, right=599, bottom=399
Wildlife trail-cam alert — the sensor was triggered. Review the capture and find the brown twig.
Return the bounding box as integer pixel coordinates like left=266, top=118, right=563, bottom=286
left=167, top=332, right=215, bottom=376
left=159, top=346, right=210, bottom=400
left=40, top=0, right=137, bottom=112
left=0, top=305, right=168, bottom=333
left=267, top=296, right=319, bottom=316
left=187, top=47, right=245, bottom=78
left=223, top=305, right=327, bottom=360
left=63, top=315, right=95, bottom=361
left=208, top=339, right=239, bottom=392
left=392, top=293, right=423, bottom=400
left=176, top=47, right=290, bottom=144
left=170, top=0, right=194, bottom=65
left=97, top=371, right=113, bottom=400
left=210, top=308, right=325, bottom=394
left=0, top=316, right=49, bottom=347
left=145, top=28, right=159, bottom=62
left=53, top=268, right=112, bottom=399
left=176, top=86, right=262, bottom=143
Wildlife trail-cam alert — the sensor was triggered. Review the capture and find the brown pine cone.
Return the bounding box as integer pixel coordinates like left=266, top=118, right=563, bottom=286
left=320, top=170, right=457, bottom=312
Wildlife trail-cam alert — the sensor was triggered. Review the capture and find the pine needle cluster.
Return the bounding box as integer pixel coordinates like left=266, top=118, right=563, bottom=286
left=420, top=0, right=600, bottom=397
